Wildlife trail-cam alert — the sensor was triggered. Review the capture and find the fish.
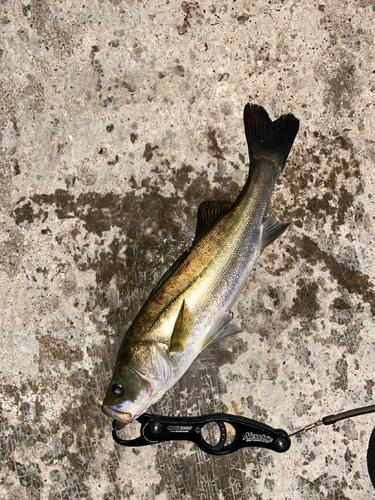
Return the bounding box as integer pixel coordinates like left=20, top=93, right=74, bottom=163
left=102, top=103, right=299, bottom=424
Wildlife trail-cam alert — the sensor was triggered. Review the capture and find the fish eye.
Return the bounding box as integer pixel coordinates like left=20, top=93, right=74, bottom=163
left=111, top=382, right=124, bottom=396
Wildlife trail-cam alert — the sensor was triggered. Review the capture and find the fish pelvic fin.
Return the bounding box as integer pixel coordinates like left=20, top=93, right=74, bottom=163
left=244, top=103, right=299, bottom=175
left=169, top=299, right=195, bottom=353
left=261, top=215, right=290, bottom=252
left=201, top=311, right=243, bottom=351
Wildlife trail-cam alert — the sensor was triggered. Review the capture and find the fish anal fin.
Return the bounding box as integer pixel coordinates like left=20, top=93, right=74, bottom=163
left=194, top=200, right=233, bottom=243
left=209, top=324, right=243, bottom=347
left=201, top=312, right=243, bottom=351
left=169, top=300, right=195, bottom=353
left=261, top=215, right=290, bottom=252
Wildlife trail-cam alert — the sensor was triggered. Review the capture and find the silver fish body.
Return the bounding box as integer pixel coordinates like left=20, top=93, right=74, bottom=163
left=102, top=104, right=299, bottom=423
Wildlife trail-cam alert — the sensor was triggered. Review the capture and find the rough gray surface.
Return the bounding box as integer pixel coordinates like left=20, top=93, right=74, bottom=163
left=1, top=0, right=375, bottom=499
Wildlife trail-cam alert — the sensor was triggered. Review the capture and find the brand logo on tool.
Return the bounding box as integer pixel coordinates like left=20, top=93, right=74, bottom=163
left=167, top=426, right=193, bottom=433
left=243, top=432, right=273, bottom=443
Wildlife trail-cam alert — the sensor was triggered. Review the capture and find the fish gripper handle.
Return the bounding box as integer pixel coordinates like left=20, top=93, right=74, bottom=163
left=112, top=412, right=291, bottom=455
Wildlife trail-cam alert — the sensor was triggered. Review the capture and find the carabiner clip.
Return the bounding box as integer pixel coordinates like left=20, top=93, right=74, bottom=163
left=112, top=412, right=291, bottom=456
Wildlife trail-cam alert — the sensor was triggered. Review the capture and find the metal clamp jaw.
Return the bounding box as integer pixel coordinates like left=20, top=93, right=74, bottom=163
left=112, top=412, right=290, bottom=456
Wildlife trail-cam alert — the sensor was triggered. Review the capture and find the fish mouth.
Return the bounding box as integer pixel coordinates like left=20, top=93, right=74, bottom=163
left=101, top=404, right=133, bottom=424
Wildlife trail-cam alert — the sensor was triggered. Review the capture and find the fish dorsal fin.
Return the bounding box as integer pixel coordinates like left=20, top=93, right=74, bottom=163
left=201, top=311, right=243, bottom=351
left=148, top=251, right=188, bottom=298
left=261, top=215, right=290, bottom=252
left=169, top=300, right=195, bottom=353
left=194, top=200, right=233, bottom=243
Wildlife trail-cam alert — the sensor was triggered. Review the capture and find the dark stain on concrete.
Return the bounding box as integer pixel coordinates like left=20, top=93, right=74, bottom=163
left=27, top=0, right=81, bottom=59
left=271, top=131, right=364, bottom=234
left=237, top=15, right=250, bottom=23
left=289, top=235, right=375, bottom=315
left=297, top=473, right=351, bottom=499
left=14, top=201, right=34, bottom=224
left=364, top=379, right=375, bottom=400
left=15, top=190, right=124, bottom=236
left=288, top=328, right=313, bottom=367
left=2, top=345, right=126, bottom=498
left=290, top=279, right=320, bottom=319
left=36, top=334, right=84, bottom=370
left=15, top=461, right=42, bottom=498
left=332, top=297, right=350, bottom=310
left=143, top=143, right=159, bottom=162
left=315, top=319, right=363, bottom=355
left=0, top=226, right=25, bottom=276
left=107, top=154, right=119, bottom=166
left=1, top=388, right=84, bottom=498
left=12, top=168, right=241, bottom=343
left=130, top=132, right=138, bottom=143
left=12, top=158, right=21, bottom=175
left=241, top=395, right=269, bottom=422
left=207, top=129, right=225, bottom=160
left=178, top=2, right=200, bottom=36
left=155, top=444, right=272, bottom=499
left=90, top=46, right=103, bottom=92
left=332, top=357, right=348, bottom=391
left=115, top=78, right=136, bottom=93
left=324, top=61, right=356, bottom=112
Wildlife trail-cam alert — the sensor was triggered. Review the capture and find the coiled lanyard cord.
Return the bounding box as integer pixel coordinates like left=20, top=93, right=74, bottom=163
left=289, top=403, right=375, bottom=436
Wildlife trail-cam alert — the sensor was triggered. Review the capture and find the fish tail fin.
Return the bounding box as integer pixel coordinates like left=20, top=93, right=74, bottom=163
left=244, top=104, right=299, bottom=174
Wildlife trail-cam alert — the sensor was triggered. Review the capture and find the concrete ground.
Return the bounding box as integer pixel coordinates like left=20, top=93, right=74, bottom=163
left=1, top=0, right=375, bottom=498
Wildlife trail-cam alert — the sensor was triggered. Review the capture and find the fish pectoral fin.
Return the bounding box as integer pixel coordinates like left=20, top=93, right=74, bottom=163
left=194, top=200, right=233, bottom=243
left=201, top=312, right=243, bottom=351
left=261, top=215, right=290, bottom=252
left=169, top=300, right=195, bottom=353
